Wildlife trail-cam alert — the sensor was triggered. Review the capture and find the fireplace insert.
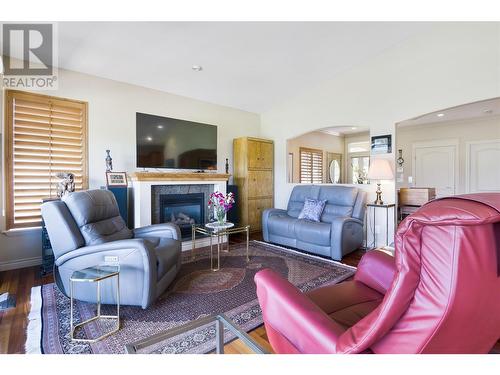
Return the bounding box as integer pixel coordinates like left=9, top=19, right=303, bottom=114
left=159, top=193, right=205, bottom=239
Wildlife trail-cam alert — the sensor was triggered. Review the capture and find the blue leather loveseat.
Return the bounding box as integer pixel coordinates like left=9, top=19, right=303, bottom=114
left=262, top=185, right=366, bottom=260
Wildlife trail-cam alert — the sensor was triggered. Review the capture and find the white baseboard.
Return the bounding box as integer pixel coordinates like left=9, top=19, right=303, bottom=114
left=0, top=256, right=42, bottom=272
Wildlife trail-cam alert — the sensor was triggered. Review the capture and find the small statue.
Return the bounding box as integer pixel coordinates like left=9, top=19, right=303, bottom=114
left=105, top=150, right=113, bottom=171
left=225, top=158, right=229, bottom=174
left=56, top=172, right=75, bottom=198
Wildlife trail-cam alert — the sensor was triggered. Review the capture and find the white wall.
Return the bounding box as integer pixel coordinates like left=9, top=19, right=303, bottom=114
left=396, top=115, right=500, bottom=193
left=260, top=23, right=500, bottom=213
left=0, top=68, right=260, bottom=270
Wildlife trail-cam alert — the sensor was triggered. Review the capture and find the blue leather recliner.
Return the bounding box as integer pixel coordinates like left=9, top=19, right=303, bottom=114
left=41, top=189, right=182, bottom=309
left=262, top=185, right=366, bottom=260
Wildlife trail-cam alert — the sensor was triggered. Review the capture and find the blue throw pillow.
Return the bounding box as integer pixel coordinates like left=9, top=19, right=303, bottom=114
left=298, top=198, right=327, bottom=222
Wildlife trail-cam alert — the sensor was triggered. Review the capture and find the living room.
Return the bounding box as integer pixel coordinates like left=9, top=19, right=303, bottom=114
left=1, top=1, right=500, bottom=373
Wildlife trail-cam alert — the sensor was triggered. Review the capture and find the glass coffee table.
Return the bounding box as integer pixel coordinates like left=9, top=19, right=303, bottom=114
left=191, top=222, right=250, bottom=271
left=125, top=313, right=269, bottom=354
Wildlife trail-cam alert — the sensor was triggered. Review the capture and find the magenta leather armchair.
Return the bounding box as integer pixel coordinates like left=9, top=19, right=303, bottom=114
left=255, top=194, right=500, bottom=354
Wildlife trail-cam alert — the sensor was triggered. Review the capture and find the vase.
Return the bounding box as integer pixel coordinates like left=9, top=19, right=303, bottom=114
left=215, top=207, right=226, bottom=225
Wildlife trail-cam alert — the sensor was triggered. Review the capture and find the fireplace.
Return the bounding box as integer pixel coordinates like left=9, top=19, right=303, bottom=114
left=159, top=193, right=205, bottom=239
left=150, top=184, right=214, bottom=241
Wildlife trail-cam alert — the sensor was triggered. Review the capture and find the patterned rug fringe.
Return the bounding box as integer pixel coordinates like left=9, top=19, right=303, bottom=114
left=252, top=240, right=358, bottom=270
left=25, top=286, right=42, bottom=354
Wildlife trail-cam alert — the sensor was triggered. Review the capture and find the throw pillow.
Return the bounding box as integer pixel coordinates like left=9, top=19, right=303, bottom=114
left=298, top=198, right=327, bottom=222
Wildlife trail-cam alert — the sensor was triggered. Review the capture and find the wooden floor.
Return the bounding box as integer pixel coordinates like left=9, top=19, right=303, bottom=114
left=0, top=265, right=52, bottom=353
left=1, top=234, right=497, bottom=354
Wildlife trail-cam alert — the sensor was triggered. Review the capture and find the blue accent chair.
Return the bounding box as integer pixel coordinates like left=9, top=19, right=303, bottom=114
left=41, top=189, right=181, bottom=309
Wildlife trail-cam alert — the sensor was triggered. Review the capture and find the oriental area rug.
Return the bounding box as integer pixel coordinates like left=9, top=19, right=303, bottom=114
left=26, top=241, right=355, bottom=354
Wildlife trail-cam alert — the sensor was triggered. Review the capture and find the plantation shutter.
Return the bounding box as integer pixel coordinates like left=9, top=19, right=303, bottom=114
left=299, top=147, right=323, bottom=184
left=5, top=90, right=88, bottom=229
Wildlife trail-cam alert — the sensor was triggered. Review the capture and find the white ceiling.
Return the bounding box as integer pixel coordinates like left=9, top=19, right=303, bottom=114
left=397, top=97, right=500, bottom=128
left=318, top=126, right=370, bottom=136
left=50, top=22, right=431, bottom=113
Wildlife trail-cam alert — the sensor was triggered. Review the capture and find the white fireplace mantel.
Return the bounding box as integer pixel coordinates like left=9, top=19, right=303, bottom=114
left=130, top=172, right=230, bottom=229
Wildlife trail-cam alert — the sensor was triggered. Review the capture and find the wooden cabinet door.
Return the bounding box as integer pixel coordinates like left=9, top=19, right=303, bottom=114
left=248, top=170, right=273, bottom=198
left=247, top=140, right=261, bottom=169
left=259, top=142, right=273, bottom=170
left=248, top=198, right=274, bottom=231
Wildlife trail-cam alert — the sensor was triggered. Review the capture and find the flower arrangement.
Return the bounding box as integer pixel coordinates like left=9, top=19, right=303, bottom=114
left=208, top=191, right=235, bottom=224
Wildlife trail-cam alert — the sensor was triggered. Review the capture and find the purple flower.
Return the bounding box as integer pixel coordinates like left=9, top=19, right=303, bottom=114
left=209, top=191, right=234, bottom=213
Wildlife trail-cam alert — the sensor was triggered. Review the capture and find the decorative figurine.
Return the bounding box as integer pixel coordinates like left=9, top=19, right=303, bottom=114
left=225, top=158, right=229, bottom=174
left=105, top=150, right=113, bottom=171
left=56, top=172, right=75, bottom=198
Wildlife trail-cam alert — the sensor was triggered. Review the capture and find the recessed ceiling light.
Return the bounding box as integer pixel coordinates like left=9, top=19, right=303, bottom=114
left=192, top=65, right=203, bottom=72
left=146, top=136, right=153, bottom=141
left=351, top=127, right=357, bottom=130
left=437, top=113, right=445, bottom=117
left=157, top=125, right=163, bottom=129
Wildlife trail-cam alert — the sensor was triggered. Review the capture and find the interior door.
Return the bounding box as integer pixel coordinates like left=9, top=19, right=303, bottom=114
left=414, top=144, right=457, bottom=197
left=467, top=140, right=500, bottom=193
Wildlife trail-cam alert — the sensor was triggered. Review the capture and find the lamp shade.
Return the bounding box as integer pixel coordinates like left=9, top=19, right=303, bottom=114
left=368, top=158, right=394, bottom=181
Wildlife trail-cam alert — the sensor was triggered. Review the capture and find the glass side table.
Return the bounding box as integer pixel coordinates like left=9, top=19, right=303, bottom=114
left=70, top=265, right=120, bottom=343
left=365, top=203, right=396, bottom=250
left=191, top=222, right=250, bottom=271
left=125, top=314, right=269, bottom=354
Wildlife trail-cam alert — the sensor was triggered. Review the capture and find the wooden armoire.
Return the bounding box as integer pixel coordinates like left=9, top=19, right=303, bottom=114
left=233, top=137, right=274, bottom=232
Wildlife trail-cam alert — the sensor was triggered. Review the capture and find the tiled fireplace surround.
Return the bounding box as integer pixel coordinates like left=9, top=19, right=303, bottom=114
left=131, top=173, right=228, bottom=250
left=151, top=184, right=214, bottom=238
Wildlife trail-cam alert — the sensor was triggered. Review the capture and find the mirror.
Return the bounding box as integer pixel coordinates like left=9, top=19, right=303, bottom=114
left=286, top=126, right=370, bottom=184
left=327, top=154, right=342, bottom=183
left=329, top=160, right=340, bottom=183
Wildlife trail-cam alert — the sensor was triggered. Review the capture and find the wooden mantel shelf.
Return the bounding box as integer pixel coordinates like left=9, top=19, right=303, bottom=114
left=129, top=172, right=230, bottom=182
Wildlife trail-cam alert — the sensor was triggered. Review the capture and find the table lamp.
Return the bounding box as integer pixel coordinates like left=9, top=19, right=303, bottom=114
left=367, top=158, right=394, bottom=205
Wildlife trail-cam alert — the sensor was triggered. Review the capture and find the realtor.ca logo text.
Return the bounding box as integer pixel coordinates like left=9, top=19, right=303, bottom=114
left=1, top=23, right=58, bottom=90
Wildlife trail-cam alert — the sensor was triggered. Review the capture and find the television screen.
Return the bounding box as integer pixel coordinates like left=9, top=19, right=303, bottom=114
left=136, top=113, right=217, bottom=170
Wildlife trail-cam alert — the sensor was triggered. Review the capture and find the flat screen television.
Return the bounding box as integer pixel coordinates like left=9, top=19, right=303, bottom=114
left=136, top=112, right=217, bottom=170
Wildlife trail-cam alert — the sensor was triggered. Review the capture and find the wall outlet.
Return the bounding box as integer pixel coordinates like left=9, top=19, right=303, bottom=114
left=104, top=255, right=119, bottom=263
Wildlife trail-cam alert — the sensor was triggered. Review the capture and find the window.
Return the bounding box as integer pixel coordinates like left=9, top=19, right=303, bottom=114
left=351, top=156, right=370, bottom=184
left=300, top=147, right=323, bottom=184
left=347, top=141, right=370, bottom=153
left=4, top=90, right=88, bottom=229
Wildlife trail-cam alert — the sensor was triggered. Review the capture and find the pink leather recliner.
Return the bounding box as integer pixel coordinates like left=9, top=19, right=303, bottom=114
left=255, top=194, right=500, bottom=353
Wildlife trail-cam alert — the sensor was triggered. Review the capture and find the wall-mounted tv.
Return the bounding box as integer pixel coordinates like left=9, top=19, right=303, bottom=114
left=136, top=112, right=217, bottom=170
